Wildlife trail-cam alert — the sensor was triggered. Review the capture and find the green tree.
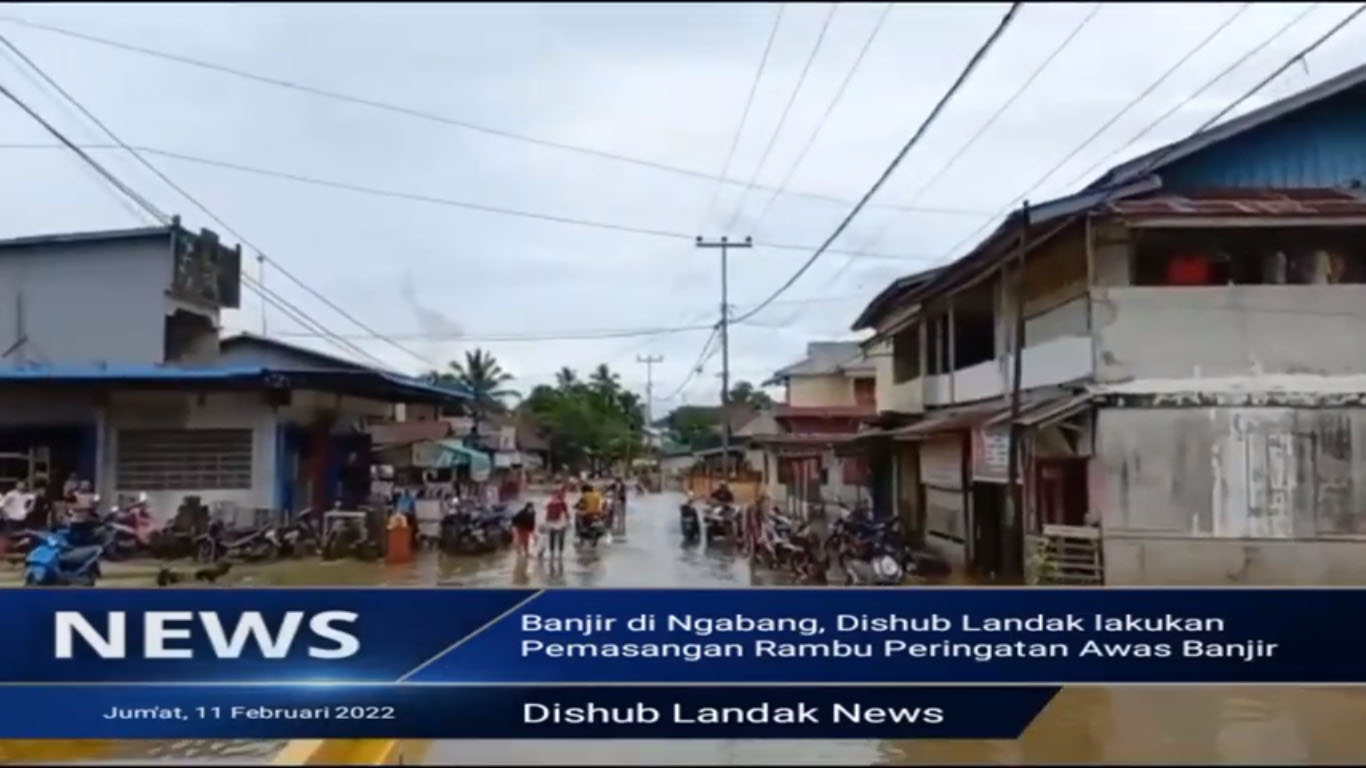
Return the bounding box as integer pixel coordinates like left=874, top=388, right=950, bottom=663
left=524, top=362, right=644, bottom=473
left=729, top=380, right=773, bottom=409
left=434, top=348, right=520, bottom=434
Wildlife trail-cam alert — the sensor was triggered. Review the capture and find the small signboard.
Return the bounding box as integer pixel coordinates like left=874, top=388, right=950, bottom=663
left=972, top=426, right=1013, bottom=484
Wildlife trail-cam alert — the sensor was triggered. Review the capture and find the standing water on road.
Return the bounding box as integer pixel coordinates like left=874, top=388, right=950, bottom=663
left=11, top=492, right=1366, bottom=765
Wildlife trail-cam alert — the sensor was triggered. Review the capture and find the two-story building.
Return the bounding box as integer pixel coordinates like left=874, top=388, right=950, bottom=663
left=854, top=63, right=1366, bottom=585
left=756, top=341, right=878, bottom=511
left=0, top=221, right=469, bottom=523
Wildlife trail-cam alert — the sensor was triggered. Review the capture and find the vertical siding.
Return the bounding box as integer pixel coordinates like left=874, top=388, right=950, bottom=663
left=1161, top=87, right=1366, bottom=189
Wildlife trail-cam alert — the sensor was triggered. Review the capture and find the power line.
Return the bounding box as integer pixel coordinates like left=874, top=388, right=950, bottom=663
left=700, top=3, right=786, bottom=229
left=0, top=13, right=991, bottom=220
left=662, top=325, right=721, bottom=402
left=0, top=33, right=408, bottom=370
left=726, top=3, right=838, bottom=231
left=0, top=84, right=165, bottom=226
left=731, top=2, right=1023, bottom=325
left=748, top=2, right=895, bottom=233
left=932, top=2, right=1254, bottom=263
left=1059, top=2, right=1322, bottom=191
left=817, top=2, right=1099, bottom=307
left=0, top=141, right=938, bottom=264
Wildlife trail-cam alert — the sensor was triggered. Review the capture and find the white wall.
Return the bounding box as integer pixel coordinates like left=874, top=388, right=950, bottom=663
left=102, top=391, right=278, bottom=523
left=1092, top=285, right=1366, bottom=382
left=0, top=236, right=187, bottom=366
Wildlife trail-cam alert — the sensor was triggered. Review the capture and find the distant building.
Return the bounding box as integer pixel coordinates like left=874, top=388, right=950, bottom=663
left=0, top=222, right=469, bottom=522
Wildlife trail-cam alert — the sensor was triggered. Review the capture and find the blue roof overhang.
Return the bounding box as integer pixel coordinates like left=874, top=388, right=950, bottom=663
left=0, top=364, right=471, bottom=407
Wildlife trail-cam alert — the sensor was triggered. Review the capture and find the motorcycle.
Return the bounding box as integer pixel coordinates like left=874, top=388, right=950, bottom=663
left=679, top=501, right=700, bottom=544
left=574, top=512, right=607, bottom=548
left=702, top=503, right=736, bottom=543
left=104, top=495, right=156, bottom=561
left=438, top=508, right=498, bottom=555
left=24, top=527, right=108, bottom=586
left=279, top=512, right=321, bottom=558
left=195, top=519, right=279, bottom=563
left=833, top=516, right=906, bottom=586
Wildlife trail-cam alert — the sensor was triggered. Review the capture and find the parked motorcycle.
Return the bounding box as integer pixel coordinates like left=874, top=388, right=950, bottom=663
left=702, top=504, right=737, bottom=543
left=279, top=512, right=321, bottom=558
left=104, top=495, right=156, bottom=561
left=438, top=507, right=498, bottom=555
left=195, top=519, right=279, bottom=563
left=322, top=509, right=381, bottom=561
left=833, top=516, right=907, bottom=586
left=24, top=527, right=108, bottom=586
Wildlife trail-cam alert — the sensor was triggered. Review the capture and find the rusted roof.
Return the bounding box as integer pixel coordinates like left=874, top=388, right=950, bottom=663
left=982, top=393, right=1092, bottom=428
left=1106, top=188, right=1366, bottom=219
left=366, top=420, right=452, bottom=446
left=773, top=404, right=876, bottom=420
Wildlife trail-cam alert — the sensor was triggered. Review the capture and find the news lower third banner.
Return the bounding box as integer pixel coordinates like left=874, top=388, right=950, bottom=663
left=0, top=587, right=1359, bottom=739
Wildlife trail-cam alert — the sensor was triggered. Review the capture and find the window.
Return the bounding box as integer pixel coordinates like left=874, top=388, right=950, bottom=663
left=892, top=325, right=921, bottom=383
left=853, top=378, right=876, bottom=408
left=116, top=429, right=252, bottom=491
left=1133, top=228, right=1366, bottom=286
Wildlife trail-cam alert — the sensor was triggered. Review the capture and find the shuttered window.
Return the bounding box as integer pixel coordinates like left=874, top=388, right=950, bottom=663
left=116, top=429, right=252, bottom=491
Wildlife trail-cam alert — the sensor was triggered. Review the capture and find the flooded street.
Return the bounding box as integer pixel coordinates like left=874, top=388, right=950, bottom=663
left=8, top=492, right=1366, bottom=764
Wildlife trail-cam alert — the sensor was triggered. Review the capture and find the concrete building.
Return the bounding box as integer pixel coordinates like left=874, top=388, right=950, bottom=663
left=756, top=341, right=877, bottom=511
left=854, top=62, right=1366, bottom=585
left=0, top=223, right=469, bottom=523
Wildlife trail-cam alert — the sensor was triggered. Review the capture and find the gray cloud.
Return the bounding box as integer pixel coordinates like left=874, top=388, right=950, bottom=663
left=0, top=1, right=1359, bottom=409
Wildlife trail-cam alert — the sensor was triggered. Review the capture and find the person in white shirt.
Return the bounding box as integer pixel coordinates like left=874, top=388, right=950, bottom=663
left=1, top=481, right=34, bottom=531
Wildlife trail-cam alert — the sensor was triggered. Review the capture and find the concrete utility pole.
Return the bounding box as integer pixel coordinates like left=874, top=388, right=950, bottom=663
left=695, top=235, right=752, bottom=480
left=636, top=354, right=663, bottom=427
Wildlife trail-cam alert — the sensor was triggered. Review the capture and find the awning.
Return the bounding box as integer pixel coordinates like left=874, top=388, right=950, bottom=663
left=982, top=393, right=1092, bottom=429
left=892, top=400, right=1009, bottom=442
left=412, top=440, right=492, bottom=474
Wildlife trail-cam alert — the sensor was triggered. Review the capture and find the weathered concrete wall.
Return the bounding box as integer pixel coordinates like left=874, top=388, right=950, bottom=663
left=1094, top=406, right=1366, bottom=584
left=1092, top=285, right=1366, bottom=382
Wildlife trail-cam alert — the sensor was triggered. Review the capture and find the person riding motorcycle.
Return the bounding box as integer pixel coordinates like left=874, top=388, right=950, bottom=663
left=710, top=483, right=735, bottom=506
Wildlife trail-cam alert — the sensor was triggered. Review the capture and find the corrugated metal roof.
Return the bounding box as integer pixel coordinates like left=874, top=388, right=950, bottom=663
left=891, top=400, right=1011, bottom=441
left=0, top=363, right=470, bottom=405
left=773, top=404, right=875, bottom=420
left=1106, top=188, right=1366, bottom=219
left=769, top=341, right=867, bottom=380
left=982, top=393, right=1092, bottom=428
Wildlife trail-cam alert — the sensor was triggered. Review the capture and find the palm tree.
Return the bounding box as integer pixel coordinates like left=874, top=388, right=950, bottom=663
left=590, top=364, right=621, bottom=397
left=555, top=367, right=579, bottom=389
left=447, top=348, right=520, bottom=433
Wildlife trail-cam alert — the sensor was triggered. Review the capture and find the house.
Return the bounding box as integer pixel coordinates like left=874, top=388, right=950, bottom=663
left=755, top=342, right=877, bottom=511
left=0, top=222, right=470, bottom=522
left=854, top=62, right=1366, bottom=585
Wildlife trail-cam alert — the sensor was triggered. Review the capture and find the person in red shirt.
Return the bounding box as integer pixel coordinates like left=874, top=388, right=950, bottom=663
left=1166, top=252, right=1213, bottom=285
left=542, top=491, right=570, bottom=559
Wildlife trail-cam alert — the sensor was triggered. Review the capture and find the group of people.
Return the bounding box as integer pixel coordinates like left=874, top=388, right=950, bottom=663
left=508, top=478, right=630, bottom=559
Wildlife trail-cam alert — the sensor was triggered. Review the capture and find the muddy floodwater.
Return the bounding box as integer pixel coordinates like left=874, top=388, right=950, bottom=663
left=6, top=491, right=1366, bottom=765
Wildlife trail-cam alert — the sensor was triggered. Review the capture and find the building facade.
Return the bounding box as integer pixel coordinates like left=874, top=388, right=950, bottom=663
left=854, top=63, right=1366, bottom=585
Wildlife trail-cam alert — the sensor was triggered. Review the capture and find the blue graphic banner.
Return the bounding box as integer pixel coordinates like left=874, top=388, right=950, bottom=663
left=0, top=685, right=1057, bottom=740
left=0, top=586, right=1358, bottom=738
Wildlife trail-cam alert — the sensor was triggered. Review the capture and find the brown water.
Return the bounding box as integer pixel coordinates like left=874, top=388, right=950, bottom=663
left=7, top=492, right=1366, bottom=764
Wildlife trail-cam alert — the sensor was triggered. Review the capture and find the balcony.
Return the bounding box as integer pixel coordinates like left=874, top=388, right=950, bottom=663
left=923, top=335, right=1093, bottom=407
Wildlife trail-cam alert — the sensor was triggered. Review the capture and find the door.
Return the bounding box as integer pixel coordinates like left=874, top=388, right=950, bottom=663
left=971, top=483, right=1005, bottom=579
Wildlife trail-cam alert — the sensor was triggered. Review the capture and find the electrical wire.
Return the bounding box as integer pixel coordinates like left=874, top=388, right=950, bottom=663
left=932, top=2, right=1254, bottom=263
left=0, top=141, right=932, bottom=263
left=699, top=3, right=786, bottom=229
left=0, top=13, right=990, bottom=220
left=730, top=2, right=1023, bottom=325
left=725, top=2, right=838, bottom=232
left=0, top=34, right=404, bottom=369
left=748, top=2, right=894, bottom=233
left=814, top=2, right=1099, bottom=310
left=0, top=82, right=165, bottom=225
left=1059, top=2, right=1322, bottom=191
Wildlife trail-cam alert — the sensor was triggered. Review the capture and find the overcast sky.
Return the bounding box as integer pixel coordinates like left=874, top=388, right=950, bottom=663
left=2, top=2, right=1363, bottom=413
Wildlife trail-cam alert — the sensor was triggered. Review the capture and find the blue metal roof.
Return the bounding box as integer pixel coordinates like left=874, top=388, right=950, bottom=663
left=0, top=225, right=175, bottom=253
left=0, top=363, right=470, bottom=404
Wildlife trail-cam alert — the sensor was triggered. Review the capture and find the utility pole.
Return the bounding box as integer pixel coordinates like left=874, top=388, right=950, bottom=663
left=636, top=354, right=663, bottom=426
left=695, top=235, right=752, bottom=480
left=1004, top=201, right=1030, bottom=582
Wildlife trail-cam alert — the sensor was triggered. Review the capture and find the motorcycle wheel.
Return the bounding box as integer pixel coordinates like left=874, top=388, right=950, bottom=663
left=322, top=533, right=346, bottom=561
left=195, top=539, right=217, bottom=563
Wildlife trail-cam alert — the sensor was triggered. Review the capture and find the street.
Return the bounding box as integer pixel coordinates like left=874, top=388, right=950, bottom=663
left=13, top=491, right=1366, bottom=765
